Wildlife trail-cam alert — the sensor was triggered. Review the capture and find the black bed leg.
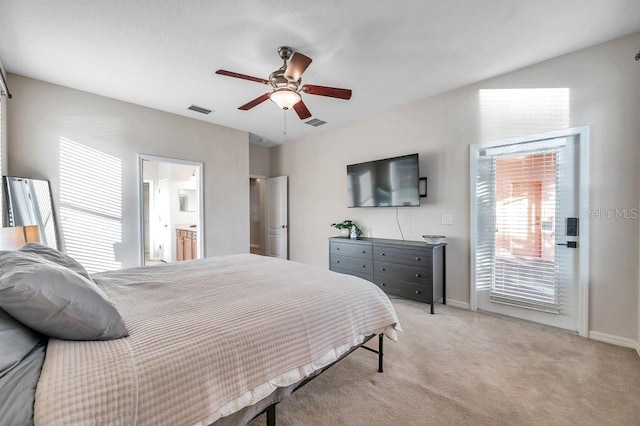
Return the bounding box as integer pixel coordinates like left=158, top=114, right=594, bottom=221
left=266, top=404, right=276, bottom=426
left=378, top=334, right=384, bottom=373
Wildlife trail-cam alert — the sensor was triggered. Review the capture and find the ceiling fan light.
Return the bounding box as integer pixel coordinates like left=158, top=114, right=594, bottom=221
left=269, top=89, right=301, bottom=110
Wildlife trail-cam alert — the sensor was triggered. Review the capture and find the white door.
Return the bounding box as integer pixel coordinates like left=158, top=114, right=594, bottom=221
left=265, top=176, right=288, bottom=259
left=471, top=128, right=589, bottom=335
left=157, top=178, right=172, bottom=262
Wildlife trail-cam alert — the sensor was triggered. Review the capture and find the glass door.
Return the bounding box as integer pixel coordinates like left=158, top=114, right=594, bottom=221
left=471, top=128, right=589, bottom=334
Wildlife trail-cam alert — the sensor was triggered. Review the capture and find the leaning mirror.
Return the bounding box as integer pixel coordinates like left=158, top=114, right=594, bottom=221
left=3, top=176, right=59, bottom=249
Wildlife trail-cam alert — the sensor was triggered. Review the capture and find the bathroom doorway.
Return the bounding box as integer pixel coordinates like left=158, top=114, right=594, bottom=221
left=138, top=155, right=203, bottom=266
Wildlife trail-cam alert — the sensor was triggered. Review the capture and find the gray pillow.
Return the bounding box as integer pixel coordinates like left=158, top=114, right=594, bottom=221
left=19, top=242, right=92, bottom=281
left=0, top=251, right=128, bottom=340
left=0, top=342, right=46, bottom=426
left=0, top=308, right=43, bottom=376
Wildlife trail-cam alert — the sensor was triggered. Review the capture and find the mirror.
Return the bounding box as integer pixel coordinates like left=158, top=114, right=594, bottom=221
left=179, top=188, right=197, bottom=212
left=3, top=176, right=59, bottom=249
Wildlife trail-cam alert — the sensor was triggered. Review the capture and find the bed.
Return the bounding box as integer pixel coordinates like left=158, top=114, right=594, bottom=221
left=0, top=236, right=401, bottom=425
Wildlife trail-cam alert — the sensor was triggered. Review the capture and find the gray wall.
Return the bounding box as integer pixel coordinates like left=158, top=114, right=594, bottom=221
left=7, top=74, right=249, bottom=270
left=249, top=143, right=271, bottom=177
left=271, top=32, right=640, bottom=342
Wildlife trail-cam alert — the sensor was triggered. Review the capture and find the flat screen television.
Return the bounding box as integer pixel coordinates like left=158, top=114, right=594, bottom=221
left=347, top=153, right=420, bottom=207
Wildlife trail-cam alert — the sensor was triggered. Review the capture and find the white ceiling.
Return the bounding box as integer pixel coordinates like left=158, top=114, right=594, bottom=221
left=1, top=1, right=639, bottom=147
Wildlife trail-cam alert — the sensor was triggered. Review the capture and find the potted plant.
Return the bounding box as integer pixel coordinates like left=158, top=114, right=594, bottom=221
left=330, top=220, right=363, bottom=238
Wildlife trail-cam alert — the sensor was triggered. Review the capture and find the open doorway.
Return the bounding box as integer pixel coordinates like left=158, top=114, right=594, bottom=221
left=249, top=178, right=265, bottom=255
left=138, top=155, right=203, bottom=266
left=248, top=176, right=288, bottom=259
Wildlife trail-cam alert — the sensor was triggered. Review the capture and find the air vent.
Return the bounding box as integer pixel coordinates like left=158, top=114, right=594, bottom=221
left=305, top=118, right=327, bottom=127
left=188, top=105, right=212, bottom=114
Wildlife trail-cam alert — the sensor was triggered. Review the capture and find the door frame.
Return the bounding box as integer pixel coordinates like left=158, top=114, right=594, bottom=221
left=137, top=154, right=204, bottom=266
left=143, top=179, right=155, bottom=260
left=469, top=126, right=590, bottom=337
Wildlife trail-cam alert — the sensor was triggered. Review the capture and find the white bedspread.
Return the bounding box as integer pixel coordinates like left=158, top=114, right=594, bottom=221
left=34, top=254, right=400, bottom=425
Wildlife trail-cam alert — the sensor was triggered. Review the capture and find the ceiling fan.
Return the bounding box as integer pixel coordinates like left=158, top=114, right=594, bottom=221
left=215, top=46, right=352, bottom=120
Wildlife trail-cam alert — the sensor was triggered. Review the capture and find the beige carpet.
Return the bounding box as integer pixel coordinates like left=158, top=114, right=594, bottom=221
left=249, top=298, right=640, bottom=426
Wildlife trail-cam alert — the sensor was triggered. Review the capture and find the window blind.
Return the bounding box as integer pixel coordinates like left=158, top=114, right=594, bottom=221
left=474, top=155, right=495, bottom=292
left=476, top=142, right=561, bottom=313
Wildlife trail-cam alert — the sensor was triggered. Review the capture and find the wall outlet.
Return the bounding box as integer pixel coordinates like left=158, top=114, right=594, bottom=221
left=441, top=214, right=453, bottom=225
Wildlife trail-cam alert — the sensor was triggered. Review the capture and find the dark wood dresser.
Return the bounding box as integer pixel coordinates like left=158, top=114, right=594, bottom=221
left=329, top=237, right=446, bottom=314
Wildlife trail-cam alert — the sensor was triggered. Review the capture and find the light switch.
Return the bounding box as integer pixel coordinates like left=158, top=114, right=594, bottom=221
left=441, top=214, right=453, bottom=225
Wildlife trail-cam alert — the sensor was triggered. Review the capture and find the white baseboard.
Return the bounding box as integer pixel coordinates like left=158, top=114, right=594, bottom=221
left=445, top=299, right=470, bottom=310
left=588, top=331, right=638, bottom=349
left=436, top=303, right=639, bottom=354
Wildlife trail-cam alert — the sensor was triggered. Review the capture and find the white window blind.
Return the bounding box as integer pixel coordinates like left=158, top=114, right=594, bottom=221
left=474, top=154, right=495, bottom=293
left=476, top=141, right=562, bottom=313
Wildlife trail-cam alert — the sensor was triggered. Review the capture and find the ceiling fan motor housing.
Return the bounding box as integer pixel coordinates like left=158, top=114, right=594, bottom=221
left=269, top=69, right=300, bottom=92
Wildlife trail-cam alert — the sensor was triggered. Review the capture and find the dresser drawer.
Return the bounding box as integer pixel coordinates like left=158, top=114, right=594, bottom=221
left=373, top=278, right=433, bottom=303
left=330, top=240, right=372, bottom=260
left=331, top=266, right=373, bottom=282
left=373, top=245, right=431, bottom=268
left=330, top=255, right=373, bottom=274
left=374, top=261, right=431, bottom=284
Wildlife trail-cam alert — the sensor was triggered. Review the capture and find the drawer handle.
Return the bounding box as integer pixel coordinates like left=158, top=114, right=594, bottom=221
left=336, top=260, right=340, bottom=263
left=415, top=290, right=421, bottom=294
left=336, top=247, right=340, bottom=250
left=361, top=250, right=366, bottom=253
left=380, top=268, right=386, bottom=271
left=380, top=253, right=385, bottom=256
left=361, top=264, right=366, bottom=268
left=415, top=273, right=421, bottom=277
left=415, top=257, right=421, bottom=261
left=381, top=283, right=386, bottom=286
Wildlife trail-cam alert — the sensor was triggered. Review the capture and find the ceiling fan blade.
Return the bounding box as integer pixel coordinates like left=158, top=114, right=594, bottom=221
left=238, top=93, right=270, bottom=110
left=302, top=84, right=352, bottom=100
left=215, top=69, right=269, bottom=85
left=293, top=100, right=312, bottom=120
left=284, top=52, right=312, bottom=81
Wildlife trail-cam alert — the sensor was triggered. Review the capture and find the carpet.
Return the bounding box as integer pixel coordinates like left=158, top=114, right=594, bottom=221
left=249, top=298, right=640, bottom=425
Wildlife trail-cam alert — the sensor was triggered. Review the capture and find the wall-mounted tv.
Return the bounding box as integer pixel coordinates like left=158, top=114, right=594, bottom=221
left=347, top=153, right=420, bottom=207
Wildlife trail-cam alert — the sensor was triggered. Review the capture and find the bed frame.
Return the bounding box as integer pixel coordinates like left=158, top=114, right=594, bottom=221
left=257, top=333, right=384, bottom=426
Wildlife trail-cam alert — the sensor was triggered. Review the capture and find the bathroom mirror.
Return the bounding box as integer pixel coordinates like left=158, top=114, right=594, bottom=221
left=178, top=188, right=197, bottom=212
left=3, top=176, right=59, bottom=249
